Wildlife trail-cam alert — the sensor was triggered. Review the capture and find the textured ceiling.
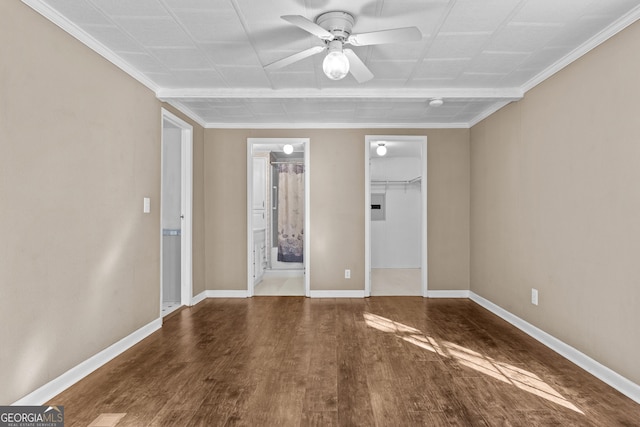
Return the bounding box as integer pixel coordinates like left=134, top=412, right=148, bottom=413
left=23, top=0, right=640, bottom=128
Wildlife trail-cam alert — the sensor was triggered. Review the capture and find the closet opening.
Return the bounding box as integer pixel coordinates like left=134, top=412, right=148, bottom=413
left=365, top=135, right=427, bottom=296
left=247, top=138, right=310, bottom=297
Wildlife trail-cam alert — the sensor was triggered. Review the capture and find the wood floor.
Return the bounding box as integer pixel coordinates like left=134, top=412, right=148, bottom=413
left=49, top=298, right=640, bottom=426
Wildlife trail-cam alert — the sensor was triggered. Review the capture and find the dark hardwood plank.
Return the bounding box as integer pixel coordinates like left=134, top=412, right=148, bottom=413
left=47, top=297, right=640, bottom=426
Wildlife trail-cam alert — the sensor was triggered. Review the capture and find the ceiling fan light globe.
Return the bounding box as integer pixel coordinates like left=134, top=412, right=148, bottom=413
left=323, top=51, right=350, bottom=80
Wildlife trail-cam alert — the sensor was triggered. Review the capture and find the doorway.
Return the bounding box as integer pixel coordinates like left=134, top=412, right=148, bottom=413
left=247, top=138, right=310, bottom=297
left=160, top=109, right=193, bottom=316
left=365, top=135, right=427, bottom=296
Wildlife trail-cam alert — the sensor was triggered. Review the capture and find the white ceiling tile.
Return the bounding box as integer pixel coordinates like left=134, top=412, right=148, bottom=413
left=486, top=22, right=563, bottom=53
left=440, top=0, right=521, bottom=33
left=469, top=51, right=530, bottom=74
left=414, top=58, right=470, bottom=79
left=92, top=0, right=169, bottom=17
left=44, top=0, right=111, bottom=26
left=369, top=40, right=430, bottom=62
left=114, top=17, right=194, bottom=47
left=83, top=24, right=144, bottom=53
left=428, top=32, right=492, bottom=59
left=201, top=42, right=262, bottom=67
left=367, top=61, right=417, bottom=80
left=513, top=0, right=592, bottom=24
left=162, top=70, right=227, bottom=88
left=247, top=101, right=288, bottom=116
left=216, top=66, right=272, bottom=87
left=163, top=0, right=235, bottom=12
left=117, top=52, right=167, bottom=73
left=173, top=10, right=248, bottom=43
left=150, top=47, right=213, bottom=69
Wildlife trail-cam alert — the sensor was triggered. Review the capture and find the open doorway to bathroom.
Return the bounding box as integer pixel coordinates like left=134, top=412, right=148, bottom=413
left=247, top=138, right=310, bottom=297
left=160, top=109, right=193, bottom=317
left=365, top=135, right=427, bottom=296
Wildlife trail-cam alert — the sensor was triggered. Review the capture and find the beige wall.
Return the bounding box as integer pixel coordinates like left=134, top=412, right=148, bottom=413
left=0, top=2, right=162, bottom=404
left=204, top=128, right=470, bottom=292
left=470, top=21, right=640, bottom=384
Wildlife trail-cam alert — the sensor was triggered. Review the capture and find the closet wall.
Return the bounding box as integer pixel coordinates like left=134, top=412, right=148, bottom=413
left=371, top=157, right=422, bottom=268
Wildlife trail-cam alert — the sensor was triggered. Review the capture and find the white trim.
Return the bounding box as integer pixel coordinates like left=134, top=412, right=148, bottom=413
left=427, top=290, right=470, bottom=298
left=310, top=290, right=366, bottom=298
left=521, top=4, right=640, bottom=94
left=12, top=318, right=162, bottom=406
left=247, top=138, right=311, bottom=298
left=157, top=87, right=523, bottom=100
left=191, top=291, right=207, bottom=306
left=205, top=290, right=249, bottom=298
left=364, top=135, right=428, bottom=298
left=203, top=122, right=471, bottom=130
left=162, top=101, right=207, bottom=129
left=467, top=100, right=514, bottom=127
left=21, top=0, right=158, bottom=93
left=469, top=292, right=640, bottom=405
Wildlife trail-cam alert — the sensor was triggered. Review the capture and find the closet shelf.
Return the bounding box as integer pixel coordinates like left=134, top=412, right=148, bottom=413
left=371, top=176, right=421, bottom=185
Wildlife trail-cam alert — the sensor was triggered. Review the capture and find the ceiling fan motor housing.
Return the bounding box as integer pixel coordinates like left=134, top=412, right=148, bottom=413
left=316, top=11, right=355, bottom=40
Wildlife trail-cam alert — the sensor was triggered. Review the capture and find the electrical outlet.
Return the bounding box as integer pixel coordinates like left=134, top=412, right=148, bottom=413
left=345, top=269, right=351, bottom=279
left=531, top=288, right=539, bottom=306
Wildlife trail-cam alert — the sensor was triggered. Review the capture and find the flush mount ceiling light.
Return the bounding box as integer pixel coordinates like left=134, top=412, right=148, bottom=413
left=264, top=11, right=422, bottom=83
left=429, top=98, right=444, bottom=107
left=376, top=143, right=387, bottom=156
left=283, top=144, right=294, bottom=154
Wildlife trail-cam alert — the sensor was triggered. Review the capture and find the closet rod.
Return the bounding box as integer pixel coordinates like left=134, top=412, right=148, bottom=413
left=271, top=161, right=305, bottom=165
left=371, top=175, right=421, bottom=185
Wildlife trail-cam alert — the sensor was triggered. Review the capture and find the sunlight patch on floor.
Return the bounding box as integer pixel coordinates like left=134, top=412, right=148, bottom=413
left=363, top=312, right=584, bottom=414
left=88, top=413, right=126, bottom=427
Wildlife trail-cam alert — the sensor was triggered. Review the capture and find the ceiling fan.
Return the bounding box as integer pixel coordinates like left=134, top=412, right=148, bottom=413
left=264, top=11, right=422, bottom=83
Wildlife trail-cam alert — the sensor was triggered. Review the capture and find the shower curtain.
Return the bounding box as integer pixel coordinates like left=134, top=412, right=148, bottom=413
left=277, top=163, right=304, bottom=263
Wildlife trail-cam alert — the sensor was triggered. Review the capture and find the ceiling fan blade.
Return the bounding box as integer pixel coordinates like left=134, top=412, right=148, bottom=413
left=264, top=45, right=326, bottom=71
left=347, top=27, right=422, bottom=46
left=343, top=49, right=374, bottom=83
left=281, top=15, right=334, bottom=40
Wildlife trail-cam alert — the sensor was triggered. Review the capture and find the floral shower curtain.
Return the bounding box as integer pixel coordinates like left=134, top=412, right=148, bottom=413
left=277, top=163, right=304, bottom=263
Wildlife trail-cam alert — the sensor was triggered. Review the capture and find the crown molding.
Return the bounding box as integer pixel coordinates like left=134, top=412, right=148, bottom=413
left=202, top=121, right=470, bottom=129
left=468, top=100, right=515, bottom=127
left=162, top=100, right=207, bottom=128
left=522, top=4, right=640, bottom=93
left=21, top=0, right=159, bottom=93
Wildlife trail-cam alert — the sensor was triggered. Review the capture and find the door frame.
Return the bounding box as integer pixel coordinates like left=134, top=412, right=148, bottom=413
left=364, top=135, right=428, bottom=297
left=160, top=108, right=193, bottom=312
left=247, top=138, right=310, bottom=297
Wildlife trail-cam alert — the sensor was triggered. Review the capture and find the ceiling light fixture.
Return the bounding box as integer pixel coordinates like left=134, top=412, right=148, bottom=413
left=322, top=40, right=350, bottom=80
left=429, top=98, right=444, bottom=107
left=376, top=143, right=387, bottom=156
left=283, top=144, right=294, bottom=155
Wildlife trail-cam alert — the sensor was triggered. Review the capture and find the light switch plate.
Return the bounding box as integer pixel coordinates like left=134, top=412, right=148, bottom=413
left=143, top=197, right=151, bottom=213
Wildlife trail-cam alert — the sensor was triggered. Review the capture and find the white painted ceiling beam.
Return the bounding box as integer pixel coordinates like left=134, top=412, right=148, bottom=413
left=157, top=87, right=523, bottom=101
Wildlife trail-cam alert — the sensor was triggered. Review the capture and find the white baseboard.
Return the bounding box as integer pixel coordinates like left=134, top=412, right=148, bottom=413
left=12, top=318, right=162, bottom=406
left=205, top=290, right=249, bottom=298
left=310, top=290, right=366, bottom=298
left=426, top=290, right=470, bottom=298
left=191, top=291, right=207, bottom=305
left=469, top=291, right=640, bottom=404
